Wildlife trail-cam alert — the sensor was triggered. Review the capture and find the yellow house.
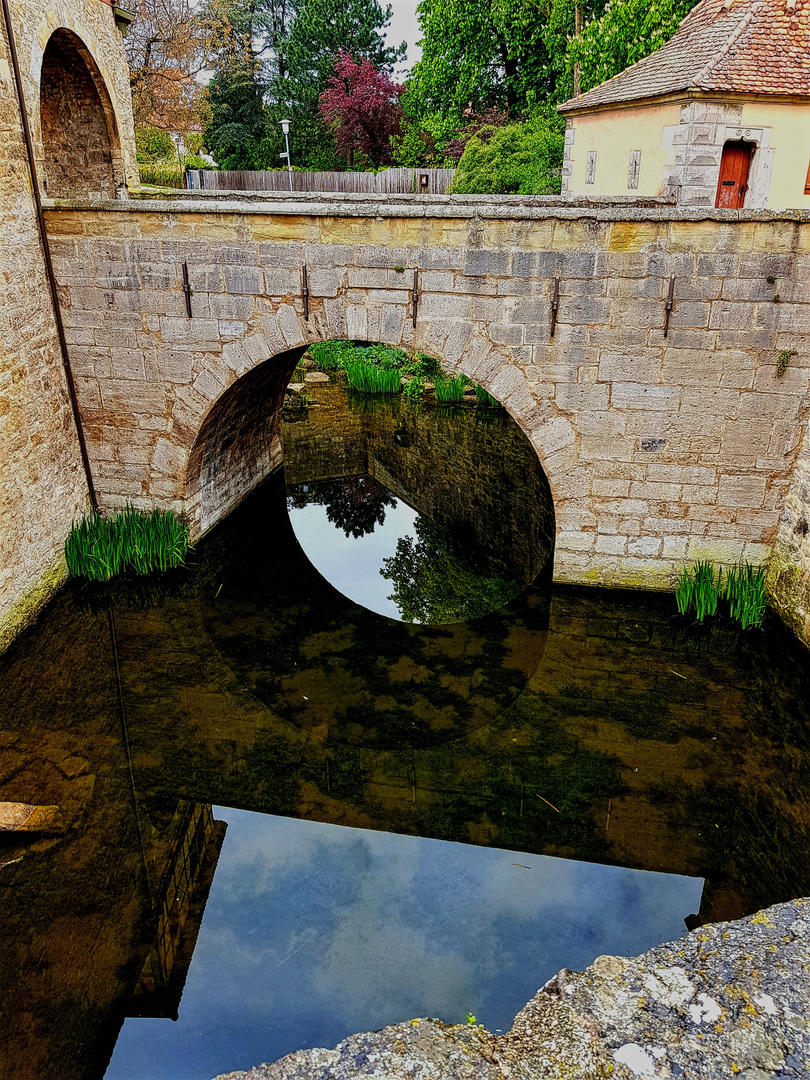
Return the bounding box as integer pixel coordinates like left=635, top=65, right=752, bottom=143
left=558, top=0, right=810, bottom=209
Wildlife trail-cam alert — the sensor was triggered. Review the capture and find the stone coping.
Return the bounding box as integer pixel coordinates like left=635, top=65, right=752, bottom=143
left=41, top=194, right=810, bottom=224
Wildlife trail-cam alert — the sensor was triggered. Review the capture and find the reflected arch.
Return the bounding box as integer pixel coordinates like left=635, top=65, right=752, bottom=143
left=39, top=28, right=122, bottom=198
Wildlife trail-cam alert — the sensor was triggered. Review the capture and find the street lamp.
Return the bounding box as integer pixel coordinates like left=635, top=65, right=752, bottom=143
left=279, top=118, right=293, bottom=192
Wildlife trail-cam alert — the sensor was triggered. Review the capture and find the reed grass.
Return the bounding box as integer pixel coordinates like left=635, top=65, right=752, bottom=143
left=474, top=384, right=502, bottom=408
left=345, top=359, right=402, bottom=394
left=433, top=374, right=468, bottom=403
left=725, top=562, right=767, bottom=629
left=674, top=559, right=766, bottom=628
left=65, top=506, right=189, bottom=581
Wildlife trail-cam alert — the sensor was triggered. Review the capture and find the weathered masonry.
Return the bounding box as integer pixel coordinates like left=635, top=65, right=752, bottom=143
left=41, top=195, right=810, bottom=640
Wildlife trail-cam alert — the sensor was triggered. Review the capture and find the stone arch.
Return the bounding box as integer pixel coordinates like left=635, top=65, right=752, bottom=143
left=183, top=318, right=569, bottom=567
left=39, top=28, right=122, bottom=198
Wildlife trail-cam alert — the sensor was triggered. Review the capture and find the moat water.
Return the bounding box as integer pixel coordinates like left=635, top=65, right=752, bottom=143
left=1, top=372, right=809, bottom=1080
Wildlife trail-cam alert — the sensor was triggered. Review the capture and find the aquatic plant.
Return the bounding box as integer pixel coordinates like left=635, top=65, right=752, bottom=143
left=673, top=560, right=721, bottom=622
left=433, top=373, right=468, bottom=403
left=65, top=506, right=189, bottom=581
left=404, top=376, right=425, bottom=399
left=345, top=359, right=402, bottom=394
left=725, top=563, right=767, bottom=629
left=474, top=384, right=502, bottom=408
left=674, top=560, right=766, bottom=629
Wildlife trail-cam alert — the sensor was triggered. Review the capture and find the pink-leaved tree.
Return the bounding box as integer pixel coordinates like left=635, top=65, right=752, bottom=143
left=319, top=51, right=404, bottom=168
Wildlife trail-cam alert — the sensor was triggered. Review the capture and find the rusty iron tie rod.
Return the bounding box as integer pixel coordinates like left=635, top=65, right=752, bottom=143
left=182, top=260, right=193, bottom=317
left=663, top=274, right=676, bottom=337
left=550, top=273, right=561, bottom=338
left=1, top=0, right=98, bottom=510
left=302, top=264, right=309, bottom=320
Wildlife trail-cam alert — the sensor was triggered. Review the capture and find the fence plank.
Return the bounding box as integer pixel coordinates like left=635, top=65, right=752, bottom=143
left=188, top=168, right=456, bottom=194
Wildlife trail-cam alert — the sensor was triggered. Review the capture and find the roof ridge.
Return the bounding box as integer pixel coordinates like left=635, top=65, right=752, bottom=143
left=690, top=1, right=760, bottom=86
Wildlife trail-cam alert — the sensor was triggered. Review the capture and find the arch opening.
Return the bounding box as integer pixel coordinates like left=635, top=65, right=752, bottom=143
left=186, top=340, right=556, bottom=625
left=40, top=29, right=121, bottom=198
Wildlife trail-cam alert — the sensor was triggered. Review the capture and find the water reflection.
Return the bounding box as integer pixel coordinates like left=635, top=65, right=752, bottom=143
left=106, top=810, right=702, bottom=1080
left=0, top=387, right=809, bottom=1079
left=283, top=380, right=555, bottom=623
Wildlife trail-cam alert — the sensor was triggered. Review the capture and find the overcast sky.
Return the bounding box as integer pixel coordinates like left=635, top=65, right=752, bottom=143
left=386, top=0, right=423, bottom=75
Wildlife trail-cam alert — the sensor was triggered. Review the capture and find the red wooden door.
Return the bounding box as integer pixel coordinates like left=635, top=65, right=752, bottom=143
left=715, top=140, right=752, bottom=208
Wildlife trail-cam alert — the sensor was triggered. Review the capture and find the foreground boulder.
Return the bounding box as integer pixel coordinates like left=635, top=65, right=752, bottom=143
left=213, top=898, right=810, bottom=1080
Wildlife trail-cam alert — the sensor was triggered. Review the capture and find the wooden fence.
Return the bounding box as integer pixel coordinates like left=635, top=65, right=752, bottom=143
left=186, top=167, right=456, bottom=195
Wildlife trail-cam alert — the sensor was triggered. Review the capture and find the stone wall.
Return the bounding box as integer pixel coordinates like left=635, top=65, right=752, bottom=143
left=42, top=197, right=810, bottom=637
left=0, top=0, right=139, bottom=652
left=0, top=9, right=90, bottom=652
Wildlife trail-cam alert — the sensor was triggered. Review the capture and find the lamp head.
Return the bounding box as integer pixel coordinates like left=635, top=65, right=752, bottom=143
left=280, top=118, right=291, bottom=135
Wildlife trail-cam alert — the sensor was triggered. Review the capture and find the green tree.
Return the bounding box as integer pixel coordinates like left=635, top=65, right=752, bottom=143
left=409, top=0, right=555, bottom=146
left=566, top=0, right=700, bottom=96
left=284, top=0, right=405, bottom=168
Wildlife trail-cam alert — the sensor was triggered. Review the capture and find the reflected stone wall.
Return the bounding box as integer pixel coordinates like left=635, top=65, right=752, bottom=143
left=283, top=384, right=555, bottom=582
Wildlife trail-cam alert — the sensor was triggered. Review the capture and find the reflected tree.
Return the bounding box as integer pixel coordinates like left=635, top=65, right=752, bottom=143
left=381, top=517, right=518, bottom=624
left=287, top=476, right=396, bottom=537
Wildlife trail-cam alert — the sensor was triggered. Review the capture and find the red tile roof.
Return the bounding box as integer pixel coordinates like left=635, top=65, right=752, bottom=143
left=559, top=0, right=810, bottom=112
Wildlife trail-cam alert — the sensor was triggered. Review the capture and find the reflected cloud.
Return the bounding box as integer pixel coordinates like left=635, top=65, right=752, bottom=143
left=106, top=810, right=703, bottom=1080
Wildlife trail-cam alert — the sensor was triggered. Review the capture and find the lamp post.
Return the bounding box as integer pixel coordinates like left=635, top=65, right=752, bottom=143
left=279, top=118, right=293, bottom=191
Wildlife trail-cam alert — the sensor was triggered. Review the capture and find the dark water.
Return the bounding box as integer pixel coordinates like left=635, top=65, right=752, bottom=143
left=1, top=376, right=809, bottom=1080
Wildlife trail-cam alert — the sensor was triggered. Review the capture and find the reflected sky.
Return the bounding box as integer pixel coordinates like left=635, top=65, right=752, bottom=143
left=106, top=809, right=703, bottom=1080
left=289, top=496, right=418, bottom=620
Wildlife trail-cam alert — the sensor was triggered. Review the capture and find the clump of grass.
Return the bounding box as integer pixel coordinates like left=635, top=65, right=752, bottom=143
left=674, top=560, right=721, bottom=622
left=674, top=559, right=766, bottom=628
left=433, top=373, right=468, bottom=403
left=725, top=563, right=767, bottom=629
left=65, top=506, right=189, bottom=581
left=345, top=359, right=401, bottom=394
left=474, top=384, right=502, bottom=408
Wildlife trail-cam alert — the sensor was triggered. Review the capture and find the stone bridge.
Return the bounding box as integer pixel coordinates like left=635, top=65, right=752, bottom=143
left=44, top=195, right=810, bottom=599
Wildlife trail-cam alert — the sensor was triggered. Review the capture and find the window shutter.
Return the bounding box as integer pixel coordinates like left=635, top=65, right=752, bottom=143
left=628, top=151, right=641, bottom=190
left=586, top=151, right=597, bottom=185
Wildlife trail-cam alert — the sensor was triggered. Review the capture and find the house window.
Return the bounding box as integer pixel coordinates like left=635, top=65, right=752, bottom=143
left=586, top=151, right=597, bottom=185
left=628, top=150, right=641, bottom=189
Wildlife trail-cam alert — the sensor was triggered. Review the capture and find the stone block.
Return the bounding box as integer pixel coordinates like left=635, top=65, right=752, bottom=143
left=709, top=301, right=753, bottom=331
left=598, top=351, right=662, bottom=383
left=718, top=474, right=768, bottom=509
left=489, top=323, right=524, bottom=346
left=463, top=249, right=509, bottom=277
left=224, top=264, right=264, bottom=295
left=263, top=268, right=299, bottom=296
left=206, top=293, right=255, bottom=320
left=555, top=383, right=610, bottom=412
left=628, top=535, right=662, bottom=557
left=610, top=383, right=680, bottom=411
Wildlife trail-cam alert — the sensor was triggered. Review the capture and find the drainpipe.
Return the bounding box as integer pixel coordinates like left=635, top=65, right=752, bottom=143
left=0, top=0, right=98, bottom=511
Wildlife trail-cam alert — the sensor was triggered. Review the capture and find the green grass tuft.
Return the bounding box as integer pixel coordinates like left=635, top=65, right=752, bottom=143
left=674, top=559, right=766, bottom=628
left=344, top=360, right=402, bottom=394
left=65, top=506, right=189, bottom=581
left=433, top=373, right=468, bottom=403
left=725, top=562, right=767, bottom=629
left=474, top=384, right=502, bottom=408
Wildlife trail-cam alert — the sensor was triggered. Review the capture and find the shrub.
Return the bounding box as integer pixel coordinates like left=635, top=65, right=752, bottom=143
left=65, top=506, right=189, bottom=581
left=138, top=163, right=185, bottom=189
left=449, top=111, right=564, bottom=196
left=135, top=125, right=174, bottom=163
